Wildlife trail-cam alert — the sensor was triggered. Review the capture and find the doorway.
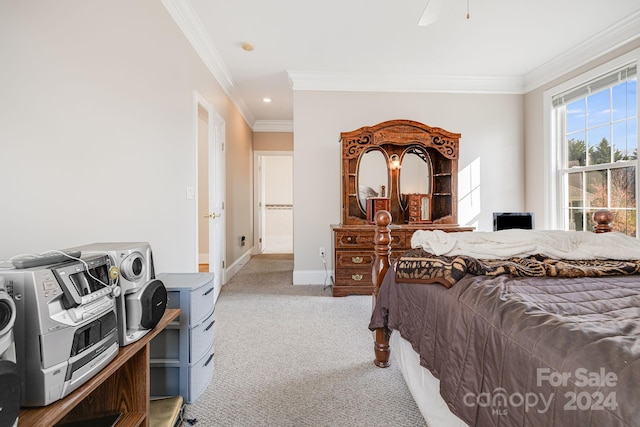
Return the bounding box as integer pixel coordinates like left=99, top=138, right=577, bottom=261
left=196, top=92, right=225, bottom=304
left=254, top=152, right=293, bottom=254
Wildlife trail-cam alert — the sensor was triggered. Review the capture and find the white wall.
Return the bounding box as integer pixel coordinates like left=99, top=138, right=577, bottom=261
left=0, top=0, right=253, bottom=273
left=292, top=91, right=523, bottom=284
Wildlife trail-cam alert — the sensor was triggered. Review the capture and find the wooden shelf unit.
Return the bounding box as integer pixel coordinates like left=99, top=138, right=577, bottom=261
left=18, top=309, right=181, bottom=427
left=340, top=119, right=461, bottom=226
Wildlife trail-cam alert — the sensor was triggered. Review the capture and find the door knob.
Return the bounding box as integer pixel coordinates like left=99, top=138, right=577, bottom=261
left=203, top=213, right=222, bottom=219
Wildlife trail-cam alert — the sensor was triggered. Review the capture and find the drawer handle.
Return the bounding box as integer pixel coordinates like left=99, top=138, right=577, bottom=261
left=204, top=354, right=214, bottom=367
left=351, top=274, right=363, bottom=281
left=205, top=320, right=215, bottom=331
left=351, top=256, right=363, bottom=264
left=346, top=236, right=353, bottom=242
left=203, top=287, right=214, bottom=296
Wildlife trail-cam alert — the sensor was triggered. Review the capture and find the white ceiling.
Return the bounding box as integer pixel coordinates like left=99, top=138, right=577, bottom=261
left=172, top=0, right=640, bottom=129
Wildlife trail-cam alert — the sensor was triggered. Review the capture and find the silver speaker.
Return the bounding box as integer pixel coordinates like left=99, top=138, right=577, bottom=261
left=68, top=243, right=167, bottom=346
left=0, top=277, right=17, bottom=361
left=0, top=277, right=19, bottom=427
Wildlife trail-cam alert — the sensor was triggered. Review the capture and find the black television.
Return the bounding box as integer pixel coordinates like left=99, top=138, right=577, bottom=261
left=493, top=212, right=535, bottom=231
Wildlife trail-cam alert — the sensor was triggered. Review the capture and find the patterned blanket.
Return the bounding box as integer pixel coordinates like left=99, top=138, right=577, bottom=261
left=395, top=248, right=640, bottom=288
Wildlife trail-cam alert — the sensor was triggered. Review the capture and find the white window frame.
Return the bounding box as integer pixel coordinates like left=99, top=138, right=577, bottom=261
left=543, top=47, right=640, bottom=231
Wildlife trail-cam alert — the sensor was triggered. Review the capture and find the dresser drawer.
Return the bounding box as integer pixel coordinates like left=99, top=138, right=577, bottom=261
left=335, top=231, right=374, bottom=248
left=335, top=249, right=406, bottom=267
left=335, top=251, right=374, bottom=268
left=160, top=273, right=215, bottom=327
left=335, top=267, right=371, bottom=286
left=189, top=344, right=215, bottom=404
left=334, top=230, right=405, bottom=249
left=190, top=310, right=215, bottom=363
left=187, top=283, right=215, bottom=327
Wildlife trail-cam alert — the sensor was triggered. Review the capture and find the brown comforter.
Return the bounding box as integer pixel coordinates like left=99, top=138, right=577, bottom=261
left=395, top=248, right=640, bottom=288
left=370, top=268, right=640, bottom=426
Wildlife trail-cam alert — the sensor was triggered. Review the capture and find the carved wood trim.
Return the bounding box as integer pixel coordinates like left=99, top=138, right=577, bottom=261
left=341, top=119, right=460, bottom=160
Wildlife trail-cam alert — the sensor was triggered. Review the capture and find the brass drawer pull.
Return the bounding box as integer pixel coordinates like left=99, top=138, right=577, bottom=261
left=351, top=256, right=363, bottom=264
left=351, top=274, right=363, bottom=281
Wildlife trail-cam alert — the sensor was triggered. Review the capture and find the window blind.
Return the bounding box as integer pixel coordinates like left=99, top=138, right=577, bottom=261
left=552, top=63, right=637, bottom=107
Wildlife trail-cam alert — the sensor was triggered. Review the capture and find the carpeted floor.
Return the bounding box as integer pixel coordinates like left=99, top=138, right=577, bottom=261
left=182, top=254, right=426, bottom=427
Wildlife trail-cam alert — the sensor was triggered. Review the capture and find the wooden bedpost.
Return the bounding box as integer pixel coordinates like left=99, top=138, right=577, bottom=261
left=372, top=210, right=392, bottom=368
left=593, top=209, right=614, bottom=233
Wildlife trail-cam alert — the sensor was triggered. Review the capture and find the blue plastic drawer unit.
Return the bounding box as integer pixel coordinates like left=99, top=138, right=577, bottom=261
left=150, top=272, right=215, bottom=404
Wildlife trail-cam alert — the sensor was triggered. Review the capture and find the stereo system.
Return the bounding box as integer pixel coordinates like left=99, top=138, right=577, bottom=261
left=2, top=254, right=119, bottom=407
left=0, top=241, right=168, bottom=409
left=68, top=243, right=168, bottom=346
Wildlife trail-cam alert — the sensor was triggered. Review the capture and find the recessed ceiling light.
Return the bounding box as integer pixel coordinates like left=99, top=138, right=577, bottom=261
left=241, top=42, right=254, bottom=52
left=262, top=97, right=272, bottom=103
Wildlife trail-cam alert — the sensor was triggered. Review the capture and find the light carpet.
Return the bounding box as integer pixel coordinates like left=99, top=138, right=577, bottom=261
left=182, top=254, right=427, bottom=427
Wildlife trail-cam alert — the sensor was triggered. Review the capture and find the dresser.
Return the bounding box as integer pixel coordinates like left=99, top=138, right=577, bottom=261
left=332, top=224, right=473, bottom=296
left=150, top=273, right=215, bottom=403
left=334, top=120, right=474, bottom=296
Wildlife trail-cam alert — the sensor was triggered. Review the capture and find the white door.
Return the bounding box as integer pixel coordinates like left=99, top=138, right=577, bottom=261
left=258, top=156, right=266, bottom=253
left=207, top=113, right=225, bottom=304
left=196, top=93, right=225, bottom=305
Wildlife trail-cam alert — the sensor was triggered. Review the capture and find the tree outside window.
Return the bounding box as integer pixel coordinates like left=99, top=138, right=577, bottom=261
left=559, top=70, right=637, bottom=236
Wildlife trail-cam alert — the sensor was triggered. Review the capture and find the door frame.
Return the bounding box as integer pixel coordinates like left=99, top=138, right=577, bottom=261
left=194, top=91, right=226, bottom=286
left=253, top=150, right=293, bottom=255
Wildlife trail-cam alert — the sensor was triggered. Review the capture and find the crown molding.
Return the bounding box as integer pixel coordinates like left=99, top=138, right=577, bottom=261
left=164, top=0, right=639, bottom=125
left=287, top=70, right=525, bottom=94
left=289, top=11, right=640, bottom=96
left=161, top=0, right=255, bottom=127
left=524, top=10, right=640, bottom=93
left=253, top=120, right=294, bottom=132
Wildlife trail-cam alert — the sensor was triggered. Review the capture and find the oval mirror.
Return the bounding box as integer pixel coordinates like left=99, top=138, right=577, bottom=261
left=400, top=147, right=431, bottom=207
left=357, top=149, right=389, bottom=213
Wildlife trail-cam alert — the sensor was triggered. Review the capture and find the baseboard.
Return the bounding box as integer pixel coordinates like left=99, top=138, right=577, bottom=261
left=293, top=269, right=334, bottom=286
left=226, top=249, right=253, bottom=282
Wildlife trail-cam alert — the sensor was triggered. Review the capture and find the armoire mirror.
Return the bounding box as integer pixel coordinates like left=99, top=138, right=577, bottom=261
left=357, top=149, right=389, bottom=212
left=399, top=147, right=431, bottom=194
left=340, top=119, right=461, bottom=226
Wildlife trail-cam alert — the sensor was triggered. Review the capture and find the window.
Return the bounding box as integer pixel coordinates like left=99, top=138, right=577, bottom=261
left=553, top=63, right=638, bottom=236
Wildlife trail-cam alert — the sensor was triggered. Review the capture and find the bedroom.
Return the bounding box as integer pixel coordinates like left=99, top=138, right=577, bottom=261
left=1, top=1, right=639, bottom=424
left=1, top=0, right=638, bottom=280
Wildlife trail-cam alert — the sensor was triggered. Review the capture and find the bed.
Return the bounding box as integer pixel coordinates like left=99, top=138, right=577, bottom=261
left=369, top=210, right=640, bottom=427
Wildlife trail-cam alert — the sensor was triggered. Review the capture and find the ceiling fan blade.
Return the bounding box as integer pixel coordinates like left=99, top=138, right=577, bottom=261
left=418, top=0, right=444, bottom=27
